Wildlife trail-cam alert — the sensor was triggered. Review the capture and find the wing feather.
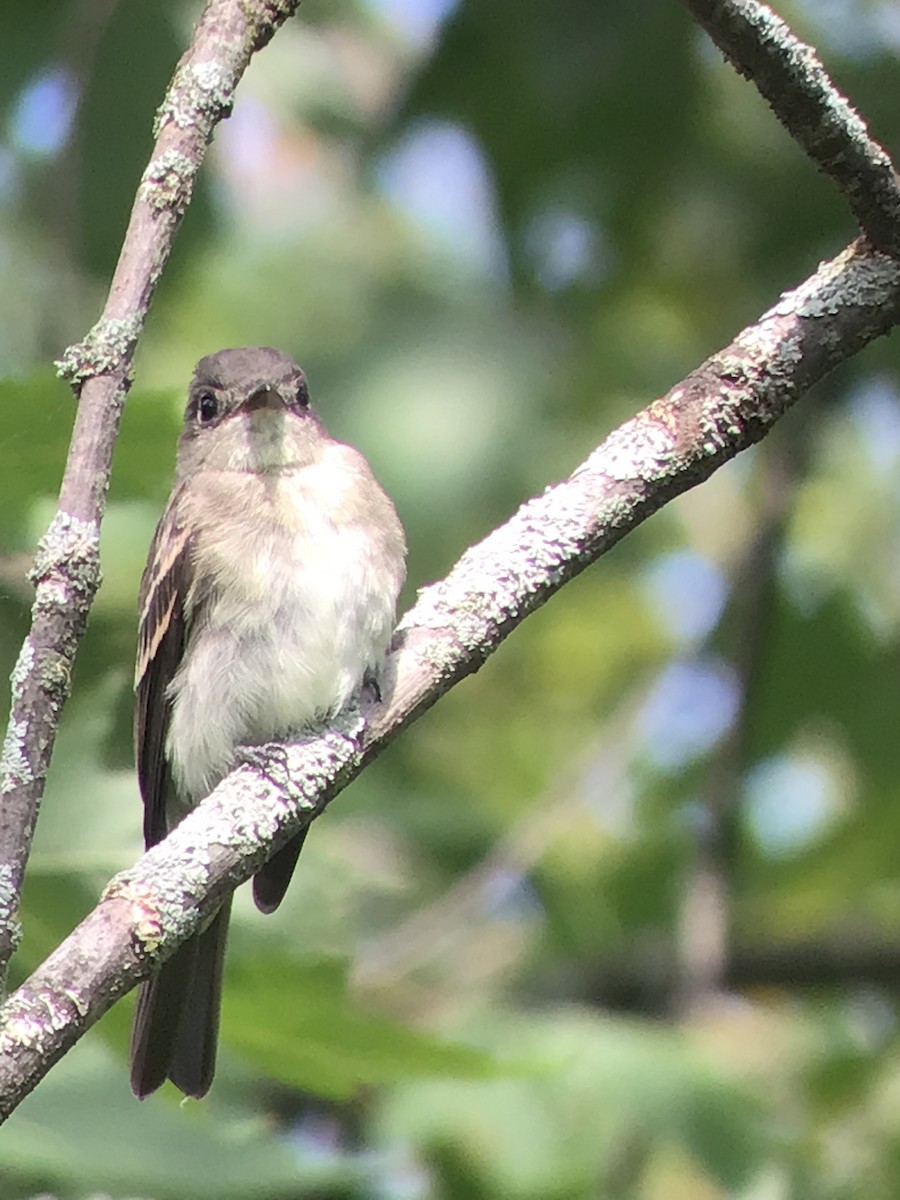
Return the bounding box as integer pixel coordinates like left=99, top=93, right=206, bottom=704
left=135, top=493, right=193, bottom=848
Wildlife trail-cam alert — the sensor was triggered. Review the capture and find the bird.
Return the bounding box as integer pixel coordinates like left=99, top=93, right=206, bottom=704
left=130, top=346, right=406, bottom=1098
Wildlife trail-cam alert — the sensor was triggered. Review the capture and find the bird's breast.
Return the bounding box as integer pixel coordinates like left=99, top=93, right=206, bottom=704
left=167, top=464, right=399, bottom=801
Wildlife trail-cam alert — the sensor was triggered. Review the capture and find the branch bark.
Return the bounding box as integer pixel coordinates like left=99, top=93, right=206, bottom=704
left=680, top=0, right=900, bottom=255
left=1, top=238, right=899, bottom=1120
left=0, top=0, right=301, bottom=989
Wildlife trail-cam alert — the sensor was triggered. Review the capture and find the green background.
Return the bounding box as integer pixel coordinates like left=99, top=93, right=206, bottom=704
left=2, top=0, right=900, bottom=1196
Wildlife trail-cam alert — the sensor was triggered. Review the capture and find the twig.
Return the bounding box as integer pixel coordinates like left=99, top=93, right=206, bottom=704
left=674, top=433, right=800, bottom=1014
left=680, top=0, right=900, bottom=256
left=584, top=932, right=900, bottom=1013
left=0, top=0, right=301, bottom=990
left=0, top=237, right=898, bottom=1119
left=353, top=705, right=639, bottom=994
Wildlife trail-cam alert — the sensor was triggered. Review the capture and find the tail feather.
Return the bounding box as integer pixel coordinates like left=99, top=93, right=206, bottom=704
left=253, top=829, right=308, bottom=914
left=130, top=900, right=231, bottom=1099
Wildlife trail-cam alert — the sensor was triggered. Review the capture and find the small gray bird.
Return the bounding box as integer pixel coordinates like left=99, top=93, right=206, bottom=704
left=130, top=347, right=406, bottom=1098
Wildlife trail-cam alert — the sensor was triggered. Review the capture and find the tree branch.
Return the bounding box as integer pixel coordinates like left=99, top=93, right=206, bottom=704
left=583, top=933, right=900, bottom=1014
left=0, top=0, right=301, bottom=989
left=1, top=237, right=899, bottom=1120
left=680, top=0, right=900, bottom=256
left=674, top=432, right=801, bottom=1014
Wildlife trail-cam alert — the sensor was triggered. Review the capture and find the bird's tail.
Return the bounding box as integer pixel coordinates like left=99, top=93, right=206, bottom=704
left=130, top=898, right=232, bottom=1099
left=252, top=828, right=308, bottom=913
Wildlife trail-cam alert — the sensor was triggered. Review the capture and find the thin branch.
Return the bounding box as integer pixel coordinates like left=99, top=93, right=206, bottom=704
left=0, top=0, right=301, bottom=989
left=353, top=715, right=636, bottom=994
left=583, top=933, right=900, bottom=1014
left=674, top=432, right=801, bottom=1014
left=1, top=237, right=899, bottom=1120
left=680, top=0, right=900, bottom=256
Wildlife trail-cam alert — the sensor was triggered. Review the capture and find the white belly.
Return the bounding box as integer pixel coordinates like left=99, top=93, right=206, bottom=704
left=166, top=493, right=396, bottom=803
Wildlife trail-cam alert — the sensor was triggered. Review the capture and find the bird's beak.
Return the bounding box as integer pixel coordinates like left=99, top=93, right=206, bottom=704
left=244, top=385, right=285, bottom=412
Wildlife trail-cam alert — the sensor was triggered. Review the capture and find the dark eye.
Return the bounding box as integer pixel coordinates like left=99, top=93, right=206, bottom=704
left=295, top=380, right=309, bottom=409
left=197, top=392, right=219, bottom=423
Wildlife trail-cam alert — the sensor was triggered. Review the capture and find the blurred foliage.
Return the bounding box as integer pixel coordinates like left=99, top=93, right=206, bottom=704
left=2, top=0, right=900, bottom=1196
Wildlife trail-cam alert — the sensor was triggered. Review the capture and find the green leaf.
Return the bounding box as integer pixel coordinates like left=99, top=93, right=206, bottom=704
left=0, top=370, right=73, bottom=543
left=1, top=1040, right=363, bottom=1200
left=223, top=955, right=498, bottom=1098
left=379, top=1010, right=765, bottom=1197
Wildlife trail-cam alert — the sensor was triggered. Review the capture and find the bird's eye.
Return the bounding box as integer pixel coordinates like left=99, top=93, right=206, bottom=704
left=197, top=392, right=219, bottom=423
left=295, top=381, right=310, bottom=409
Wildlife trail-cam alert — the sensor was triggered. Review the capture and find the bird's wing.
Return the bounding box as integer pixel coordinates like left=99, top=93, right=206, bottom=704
left=135, top=492, right=194, bottom=848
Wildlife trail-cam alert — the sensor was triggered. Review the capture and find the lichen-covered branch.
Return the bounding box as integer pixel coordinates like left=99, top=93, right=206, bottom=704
left=680, top=0, right=900, bottom=256
left=1, top=237, right=898, bottom=1120
left=0, top=0, right=301, bottom=989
